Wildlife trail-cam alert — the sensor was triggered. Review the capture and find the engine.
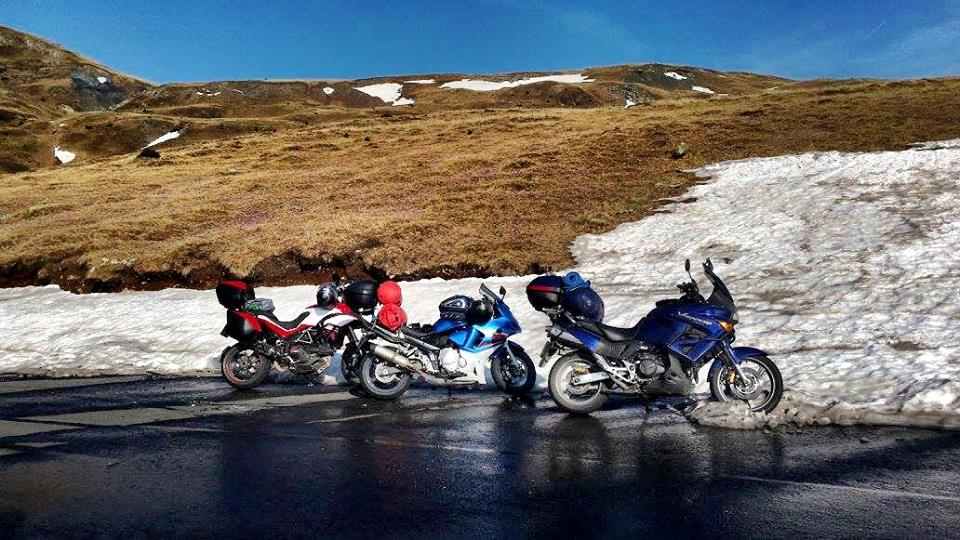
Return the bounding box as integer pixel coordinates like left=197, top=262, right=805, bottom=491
left=629, top=349, right=667, bottom=380
left=288, top=342, right=334, bottom=374
left=438, top=348, right=468, bottom=377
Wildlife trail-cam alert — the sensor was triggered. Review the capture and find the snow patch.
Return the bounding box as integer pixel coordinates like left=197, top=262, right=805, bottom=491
left=96, top=76, right=109, bottom=84
left=322, top=87, right=335, bottom=95
left=624, top=99, right=637, bottom=108
left=663, top=71, right=687, bottom=80
left=404, top=79, right=435, bottom=84
left=692, top=86, right=714, bottom=94
left=439, top=73, right=594, bottom=92
left=53, top=146, right=75, bottom=164
left=196, top=90, right=221, bottom=97
left=354, top=83, right=414, bottom=106
left=145, top=130, right=180, bottom=148
left=572, top=141, right=960, bottom=427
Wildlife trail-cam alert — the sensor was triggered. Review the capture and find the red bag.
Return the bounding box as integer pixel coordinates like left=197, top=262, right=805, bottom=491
left=377, top=303, right=407, bottom=331
left=377, top=280, right=403, bottom=305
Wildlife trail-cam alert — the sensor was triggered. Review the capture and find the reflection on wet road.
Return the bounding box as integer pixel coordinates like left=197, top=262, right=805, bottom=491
left=0, top=378, right=958, bottom=537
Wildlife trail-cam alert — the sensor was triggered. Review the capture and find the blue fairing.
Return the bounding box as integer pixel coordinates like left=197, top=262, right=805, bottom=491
left=432, top=295, right=521, bottom=354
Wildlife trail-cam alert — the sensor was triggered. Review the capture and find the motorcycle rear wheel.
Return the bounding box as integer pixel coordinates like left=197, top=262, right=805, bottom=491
left=221, top=344, right=271, bottom=390
left=359, top=354, right=412, bottom=400
left=710, top=355, right=783, bottom=413
left=548, top=353, right=607, bottom=414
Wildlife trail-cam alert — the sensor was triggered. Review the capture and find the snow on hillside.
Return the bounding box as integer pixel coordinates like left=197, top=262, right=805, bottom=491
left=664, top=71, right=687, bottom=80
left=692, top=86, right=714, bottom=94
left=2, top=142, right=960, bottom=427
left=354, top=83, right=414, bottom=106
left=53, top=146, right=76, bottom=164
left=145, top=130, right=180, bottom=148
left=440, top=73, right=594, bottom=92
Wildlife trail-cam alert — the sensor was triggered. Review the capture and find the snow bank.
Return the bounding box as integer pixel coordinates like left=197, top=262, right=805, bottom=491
left=354, top=83, right=414, bottom=106
left=4, top=142, right=960, bottom=428
left=664, top=71, right=687, bottom=80
left=145, top=131, right=180, bottom=148
left=405, top=79, right=435, bottom=84
left=440, top=73, right=594, bottom=92
left=53, top=146, right=75, bottom=164
left=322, top=87, right=335, bottom=95
left=692, top=86, right=714, bottom=94
left=572, top=140, right=960, bottom=428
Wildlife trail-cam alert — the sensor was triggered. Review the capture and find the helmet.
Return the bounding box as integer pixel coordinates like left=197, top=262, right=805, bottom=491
left=465, top=298, right=494, bottom=324
left=316, top=282, right=338, bottom=309
left=563, top=271, right=590, bottom=290
left=562, top=286, right=605, bottom=321
left=377, top=280, right=403, bottom=305
left=377, top=303, right=407, bottom=331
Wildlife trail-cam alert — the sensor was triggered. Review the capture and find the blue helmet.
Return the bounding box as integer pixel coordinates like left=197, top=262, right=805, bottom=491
left=563, top=271, right=590, bottom=290
left=562, top=286, right=604, bottom=321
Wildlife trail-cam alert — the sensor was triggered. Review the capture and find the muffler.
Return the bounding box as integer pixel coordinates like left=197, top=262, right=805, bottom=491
left=369, top=344, right=472, bottom=388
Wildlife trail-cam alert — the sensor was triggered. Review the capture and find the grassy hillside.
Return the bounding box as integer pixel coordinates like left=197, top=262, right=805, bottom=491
left=1, top=26, right=959, bottom=292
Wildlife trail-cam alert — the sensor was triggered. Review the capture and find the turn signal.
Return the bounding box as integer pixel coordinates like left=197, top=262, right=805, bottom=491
left=718, top=320, right=735, bottom=333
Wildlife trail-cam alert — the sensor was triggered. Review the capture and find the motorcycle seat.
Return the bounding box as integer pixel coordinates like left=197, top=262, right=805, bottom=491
left=260, top=311, right=310, bottom=330
left=401, top=324, right=448, bottom=348
left=577, top=318, right=643, bottom=342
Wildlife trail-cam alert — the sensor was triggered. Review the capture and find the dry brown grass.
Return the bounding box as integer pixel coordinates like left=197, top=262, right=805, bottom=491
left=2, top=77, right=960, bottom=291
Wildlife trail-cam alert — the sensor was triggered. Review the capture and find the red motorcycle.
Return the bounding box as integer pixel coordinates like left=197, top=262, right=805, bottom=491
left=216, top=280, right=360, bottom=389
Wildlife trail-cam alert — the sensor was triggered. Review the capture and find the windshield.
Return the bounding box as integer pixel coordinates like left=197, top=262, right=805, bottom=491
left=479, top=283, right=499, bottom=301
left=703, top=262, right=737, bottom=320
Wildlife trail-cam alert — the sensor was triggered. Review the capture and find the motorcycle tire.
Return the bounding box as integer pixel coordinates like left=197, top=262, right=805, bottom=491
left=710, top=354, right=783, bottom=413
left=358, top=354, right=412, bottom=400
left=491, top=344, right=537, bottom=396
left=548, top=352, right=607, bottom=415
left=221, top=344, right=271, bottom=390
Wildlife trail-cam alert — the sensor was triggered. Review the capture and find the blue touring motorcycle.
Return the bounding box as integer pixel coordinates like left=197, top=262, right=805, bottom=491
left=346, top=283, right=537, bottom=399
left=526, top=260, right=782, bottom=414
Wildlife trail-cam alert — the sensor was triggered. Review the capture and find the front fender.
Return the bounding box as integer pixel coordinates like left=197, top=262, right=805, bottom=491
left=490, top=341, right=525, bottom=363
left=708, top=344, right=769, bottom=377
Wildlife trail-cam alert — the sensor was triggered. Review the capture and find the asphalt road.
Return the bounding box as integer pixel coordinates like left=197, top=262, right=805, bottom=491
left=0, top=377, right=958, bottom=539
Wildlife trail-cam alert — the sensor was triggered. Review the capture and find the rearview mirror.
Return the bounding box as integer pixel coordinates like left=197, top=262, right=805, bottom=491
left=704, top=258, right=713, bottom=272
left=499, top=286, right=507, bottom=299
left=331, top=272, right=342, bottom=286
left=684, top=259, right=691, bottom=272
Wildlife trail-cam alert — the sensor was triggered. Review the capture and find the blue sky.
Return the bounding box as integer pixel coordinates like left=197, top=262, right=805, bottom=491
left=3, top=1, right=959, bottom=82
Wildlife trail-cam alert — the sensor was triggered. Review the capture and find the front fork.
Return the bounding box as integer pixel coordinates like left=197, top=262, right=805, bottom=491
left=709, top=340, right=750, bottom=385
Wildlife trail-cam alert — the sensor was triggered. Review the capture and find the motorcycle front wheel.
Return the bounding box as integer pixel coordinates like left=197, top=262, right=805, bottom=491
left=548, top=353, right=607, bottom=414
left=221, top=344, right=271, bottom=390
left=490, top=344, right=537, bottom=396
left=358, top=354, right=412, bottom=400
left=710, top=355, right=783, bottom=413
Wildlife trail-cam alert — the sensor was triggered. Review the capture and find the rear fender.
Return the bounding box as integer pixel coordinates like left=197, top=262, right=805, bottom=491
left=708, top=344, right=768, bottom=378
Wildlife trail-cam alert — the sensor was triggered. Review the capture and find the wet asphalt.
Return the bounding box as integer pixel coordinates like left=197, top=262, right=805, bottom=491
left=0, top=377, right=958, bottom=539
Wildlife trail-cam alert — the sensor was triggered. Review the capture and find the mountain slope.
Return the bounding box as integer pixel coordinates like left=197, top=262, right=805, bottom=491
left=1, top=26, right=959, bottom=292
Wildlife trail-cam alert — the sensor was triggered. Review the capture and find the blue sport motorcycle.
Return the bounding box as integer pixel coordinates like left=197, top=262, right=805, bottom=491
left=526, top=259, right=782, bottom=414
left=352, top=283, right=537, bottom=399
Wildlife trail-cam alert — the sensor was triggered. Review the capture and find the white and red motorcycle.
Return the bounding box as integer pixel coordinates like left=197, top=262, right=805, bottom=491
left=216, top=280, right=360, bottom=389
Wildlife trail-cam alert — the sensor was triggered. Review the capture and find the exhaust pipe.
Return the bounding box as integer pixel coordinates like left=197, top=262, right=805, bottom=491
left=369, top=344, right=472, bottom=388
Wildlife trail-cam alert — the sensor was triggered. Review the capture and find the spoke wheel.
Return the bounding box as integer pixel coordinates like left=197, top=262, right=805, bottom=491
left=358, top=353, right=412, bottom=400
left=491, top=344, right=537, bottom=396
left=548, top=353, right=607, bottom=414
left=221, top=345, right=271, bottom=389
left=710, top=355, right=783, bottom=413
